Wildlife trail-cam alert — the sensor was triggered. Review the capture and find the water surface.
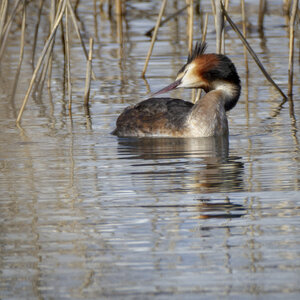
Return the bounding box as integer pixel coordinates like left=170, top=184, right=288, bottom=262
left=1, top=1, right=300, bottom=299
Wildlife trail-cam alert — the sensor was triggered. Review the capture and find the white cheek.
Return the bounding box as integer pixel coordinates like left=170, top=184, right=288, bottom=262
left=179, top=75, right=200, bottom=88
left=177, top=63, right=201, bottom=88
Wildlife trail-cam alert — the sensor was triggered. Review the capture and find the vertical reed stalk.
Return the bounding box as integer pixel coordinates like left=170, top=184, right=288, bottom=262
left=187, top=0, right=195, bottom=102
left=283, top=0, right=292, bottom=15
left=202, top=13, right=209, bottom=42
left=67, top=0, right=96, bottom=80
left=116, top=0, right=123, bottom=47
left=145, top=4, right=189, bottom=37
left=215, top=0, right=224, bottom=54
left=35, top=0, right=64, bottom=91
left=10, top=0, right=26, bottom=106
left=222, top=0, right=229, bottom=53
left=115, top=0, right=122, bottom=16
left=84, top=38, right=94, bottom=108
left=195, top=13, right=209, bottom=103
left=210, top=0, right=216, bottom=15
left=187, top=0, right=194, bottom=53
left=288, top=0, right=298, bottom=96
left=65, top=7, right=72, bottom=112
left=0, top=0, right=8, bottom=41
left=142, top=0, right=168, bottom=77
left=17, top=0, right=67, bottom=124
left=225, top=0, right=229, bottom=9
left=0, top=0, right=22, bottom=61
left=241, top=0, right=248, bottom=73
left=1, top=0, right=21, bottom=36
left=220, top=1, right=287, bottom=99
left=47, top=0, right=56, bottom=88
left=32, top=0, right=45, bottom=69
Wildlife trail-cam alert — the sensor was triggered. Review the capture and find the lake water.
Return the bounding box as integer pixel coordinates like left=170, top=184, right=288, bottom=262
left=1, top=0, right=300, bottom=299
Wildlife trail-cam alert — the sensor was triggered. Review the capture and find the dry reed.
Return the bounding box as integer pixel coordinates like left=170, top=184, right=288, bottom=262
left=67, top=0, right=96, bottom=80
left=288, top=0, right=298, bottom=96
left=188, top=0, right=195, bottom=102
left=145, top=5, right=189, bottom=37
left=47, top=0, right=56, bottom=88
left=202, top=13, right=209, bottom=42
left=283, top=0, right=292, bottom=15
left=34, top=0, right=64, bottom=93
left=142, top=0, right=167, bottom=77
left=31, top=0, right=45, bottom=70
left=0, top=0, right=22, bottom=61
left=84, top=38, right=94, bottom=108
left=116, top=0, right=123, bottom=47
left=220, top=1, right=287, bottom=99
left=115, top=0, right=122, bottom=15
left=10, top=0, right=26, bottom=101
left=0, top=0, right=295, bottom=125
left=214, top=0, right=224, bottom=54
left=195, top=13, right=209, bottom=103
left=240, top=0, right=249, bottom=74
left=65, top=6, right=72, bottom=112
left=0, top=0, right=8, bottom=42
left=16, top=0, right=67, bottom=124
left=187, top=0, right=194, bottom=53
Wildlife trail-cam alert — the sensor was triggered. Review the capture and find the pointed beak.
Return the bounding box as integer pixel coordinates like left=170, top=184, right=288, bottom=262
left=151, top=79, right=182, bottom=97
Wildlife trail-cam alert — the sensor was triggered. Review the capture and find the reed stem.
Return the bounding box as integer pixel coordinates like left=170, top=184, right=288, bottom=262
left=35, top=0, right=64, bottom=91
left=115, top=0, right=122, bottom=15
left=187, top=0, right=194, bottom=53
left=142, top=0, right=168, bottom=77
left=84, top=38, right=94, bottom=108
left=145, top=5, right=189, bottom=37
left=187, top=0, right=194, bottom=102
left=31, top=0, right=45, bottom=70
left=196, top=13, right=209, bottom=103
left=65, top=7, right=72, bottom=112
left=11, top=0, right=26, bottom=101
left=288, top=0, right=298, bottom=96
left=215, top=0, right=224, bottom=54
left=283, top=0, right=292, bottom=15
left=116, top=0, right=123, bottom=47
left=220, top=1, right=287, bottom=99
left=241, top=0, right=248, bottom=73
left=16, top=0, right=67, bottom=124
left=67, top=0, right=96, bottom=80
left=0, top=0, right=8, bottom=41
left=47, top=0, right=56, bottom=88
left=0, top=0, right=22, bottom=61
left=202, top=13, right=208, bottom=42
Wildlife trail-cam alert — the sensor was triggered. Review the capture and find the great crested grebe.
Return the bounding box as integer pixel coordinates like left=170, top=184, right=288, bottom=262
left=112, top=42, right=241, bottom=138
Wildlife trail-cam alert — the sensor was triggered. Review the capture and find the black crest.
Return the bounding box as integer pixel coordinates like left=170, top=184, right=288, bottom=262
left=177, top=41, right=207, bottom=75
left=187, top=41, right=207, bottom=64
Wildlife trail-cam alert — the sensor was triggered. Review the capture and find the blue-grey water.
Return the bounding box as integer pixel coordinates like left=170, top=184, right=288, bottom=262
left=1, top=0, right=300, bottom=299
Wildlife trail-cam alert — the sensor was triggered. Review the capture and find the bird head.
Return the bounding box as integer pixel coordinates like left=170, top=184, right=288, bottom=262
left=153, top=42, right=240, bottom=97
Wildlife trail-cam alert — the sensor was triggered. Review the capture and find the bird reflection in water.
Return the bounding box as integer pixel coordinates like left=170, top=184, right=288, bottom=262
left=117, top=136, right=244, bottom=194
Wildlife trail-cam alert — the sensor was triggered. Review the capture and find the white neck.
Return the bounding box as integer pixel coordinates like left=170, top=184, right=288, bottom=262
left=211, top=80, right=239, bottom=98
left=210, top=80, right=241, bottom=111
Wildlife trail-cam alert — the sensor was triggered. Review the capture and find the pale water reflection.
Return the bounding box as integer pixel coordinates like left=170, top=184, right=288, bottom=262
left=117, top=136, right=244, bottom=194
left=1, top=0, right=300, bottom=299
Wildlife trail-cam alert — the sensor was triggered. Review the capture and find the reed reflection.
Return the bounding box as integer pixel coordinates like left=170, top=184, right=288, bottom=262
left=117, top=136, right=244, bottom=194
left=194, top=197, right=246, bottom=219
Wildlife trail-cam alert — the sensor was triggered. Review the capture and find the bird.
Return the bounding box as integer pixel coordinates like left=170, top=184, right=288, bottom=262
left=112, top=42, right=241, bottom=138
